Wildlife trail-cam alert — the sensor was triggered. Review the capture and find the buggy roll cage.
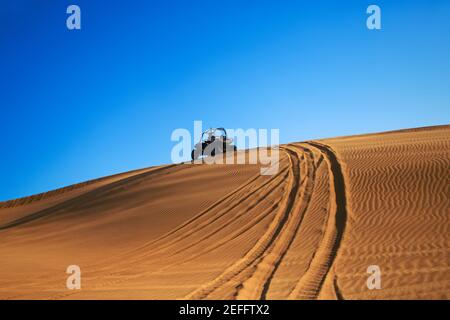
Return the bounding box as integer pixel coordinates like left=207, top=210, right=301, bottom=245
left=199, top=128, right=228, bottom=143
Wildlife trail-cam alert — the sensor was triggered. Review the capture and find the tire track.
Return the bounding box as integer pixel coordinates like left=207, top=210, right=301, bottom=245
left=287, top=141, right=348, bottom=300
left=39, top=161, right=290, bottom=300
left=106, top=165, right=289, bottom=268
left=235, top=145, right=316, bottom=299
left=184, top=147, right=303, bottom=299
left=119, top=160, right=289, bottom=259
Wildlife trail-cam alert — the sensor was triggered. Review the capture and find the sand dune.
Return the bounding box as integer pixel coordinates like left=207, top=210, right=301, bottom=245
left=0, top=125, right=449, bottom=299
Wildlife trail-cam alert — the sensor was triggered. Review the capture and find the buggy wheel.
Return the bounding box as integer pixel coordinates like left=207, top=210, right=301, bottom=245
left=191, top=149, right=198, bottom=161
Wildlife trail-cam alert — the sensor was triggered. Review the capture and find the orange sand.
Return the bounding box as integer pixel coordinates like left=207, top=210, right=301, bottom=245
left=0, top=125, right=448, bottom=299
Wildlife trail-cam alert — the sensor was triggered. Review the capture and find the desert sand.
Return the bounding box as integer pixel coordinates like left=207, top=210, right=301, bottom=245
left=0, top=125, right=449, bottom=300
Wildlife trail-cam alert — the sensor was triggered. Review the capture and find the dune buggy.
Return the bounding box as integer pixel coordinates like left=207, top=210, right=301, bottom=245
left=191, top=128, right=237, bottom=161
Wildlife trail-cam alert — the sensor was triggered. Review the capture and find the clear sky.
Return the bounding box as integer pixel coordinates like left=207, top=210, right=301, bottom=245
left=1, top=0, right=449, bottom=201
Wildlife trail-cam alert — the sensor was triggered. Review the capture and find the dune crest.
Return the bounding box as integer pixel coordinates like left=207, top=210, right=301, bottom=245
left=0, top=125, right=449, bottom=299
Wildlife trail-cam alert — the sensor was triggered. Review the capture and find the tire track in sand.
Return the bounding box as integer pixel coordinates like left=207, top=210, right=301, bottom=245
left=115, top=159, right=289, bottom=260
left=39, top=159, right=289, bottom=300
left=235, top=145, right=316, bottom=299
left=288, top=141, right=348, bottom=300
left=184, top=146, right=305, bottom=299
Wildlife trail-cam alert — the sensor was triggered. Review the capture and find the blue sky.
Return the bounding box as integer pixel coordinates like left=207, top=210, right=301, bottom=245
left=1, top=0, right=449, bottom=200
